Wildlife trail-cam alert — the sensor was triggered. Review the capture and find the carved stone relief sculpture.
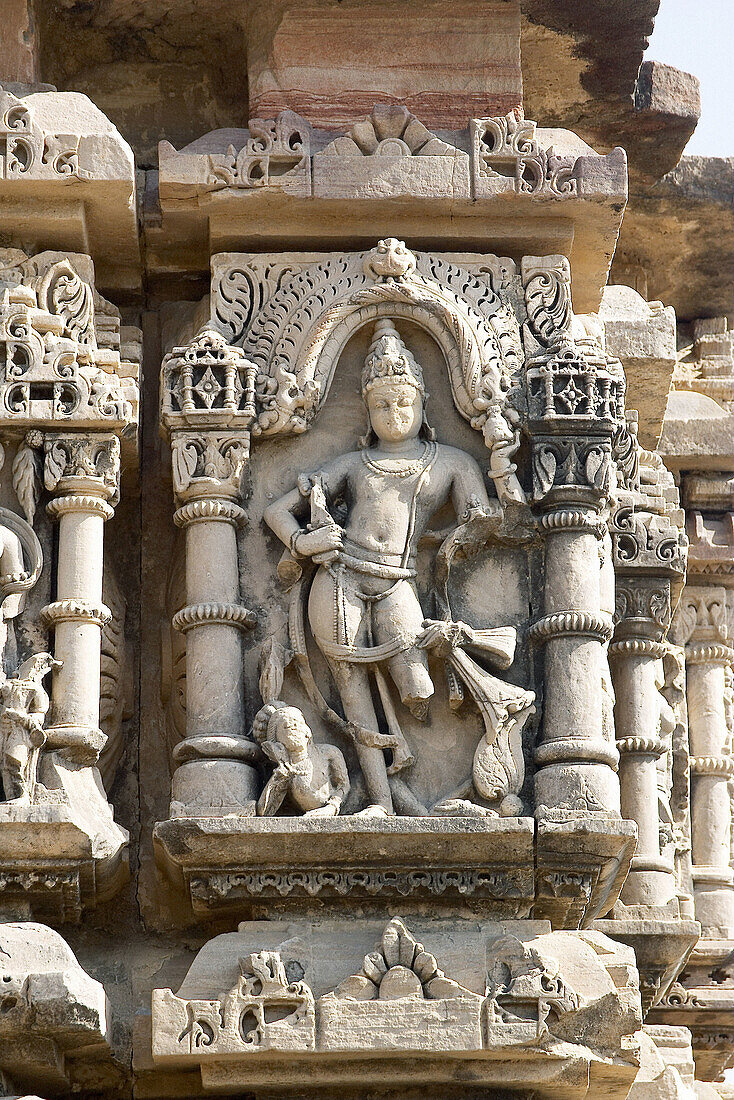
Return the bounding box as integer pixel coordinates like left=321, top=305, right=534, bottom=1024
left=156, top=239, right=646, bottom=928
left=262, top=316, right=535, bottom=818
left=152, top=917, right=643, bottom=1096
left=0, top=250, right=138, bottom=920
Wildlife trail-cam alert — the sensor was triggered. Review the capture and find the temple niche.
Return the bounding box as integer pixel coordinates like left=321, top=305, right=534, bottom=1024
left=0, top=2, right=733, bottom=1100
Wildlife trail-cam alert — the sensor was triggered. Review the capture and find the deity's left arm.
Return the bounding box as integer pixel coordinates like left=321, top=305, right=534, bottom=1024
left=448, top=449, right=494, bottom=519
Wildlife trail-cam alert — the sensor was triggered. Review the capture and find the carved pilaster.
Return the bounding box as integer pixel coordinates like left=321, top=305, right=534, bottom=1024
left=0, top=251, right=137, bottom=918
left=524, top=255, right=625, bottom=815
left=609, top=456, right=688, bottom=910
left=160, top=329, right=260, bottom=817
left=41, top=434, right=118, bottom=754
left=673, top=586, right=734, bottom=938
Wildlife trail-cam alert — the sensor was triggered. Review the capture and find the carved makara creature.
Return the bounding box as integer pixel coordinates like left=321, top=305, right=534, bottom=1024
left=0, top=651, right=61, bottom=804
left=264, top=320, right=535, bottom=816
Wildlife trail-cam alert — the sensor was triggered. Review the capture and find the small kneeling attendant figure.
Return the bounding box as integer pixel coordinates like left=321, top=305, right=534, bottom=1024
left=254, top=702, right=350, bottom=818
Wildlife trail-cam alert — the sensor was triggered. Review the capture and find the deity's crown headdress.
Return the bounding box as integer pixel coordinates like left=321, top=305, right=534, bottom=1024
left=361, top=319, right=425, bottom=398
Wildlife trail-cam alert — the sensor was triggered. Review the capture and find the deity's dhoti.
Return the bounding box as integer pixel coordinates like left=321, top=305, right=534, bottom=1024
left=307, top=555, right=433, bottom=708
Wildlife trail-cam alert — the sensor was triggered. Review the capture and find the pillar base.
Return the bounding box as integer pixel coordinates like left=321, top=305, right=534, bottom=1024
left=622, top=858, right=678, bottom=908
left=692, top=867, right=734, bottom=939
left=535, top=760, right=622, bottom=816
left=170, top=758, right=259, bottom=818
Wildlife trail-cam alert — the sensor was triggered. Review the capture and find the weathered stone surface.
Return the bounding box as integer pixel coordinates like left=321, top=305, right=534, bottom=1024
left=0, top=4, right=730, bottom=1099
left=151, top=918, right=643, bottom=1096
left=0, top=921, right=121, bottom=1096
left=0, top=90, right=140, bottom=298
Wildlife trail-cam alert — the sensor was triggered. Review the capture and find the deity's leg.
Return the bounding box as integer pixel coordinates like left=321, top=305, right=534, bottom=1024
left=2, top=735, right=30, bottom=802
left=327, top=659, right=393, bottom=814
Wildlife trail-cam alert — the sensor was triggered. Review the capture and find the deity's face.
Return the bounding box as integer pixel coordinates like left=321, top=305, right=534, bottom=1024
left=366, top=381, right=423, bottom=443
left=272, top=708, right=312, bottom=755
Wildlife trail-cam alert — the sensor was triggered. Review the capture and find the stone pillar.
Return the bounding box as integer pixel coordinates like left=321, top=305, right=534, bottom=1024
left=611, top=640, right=673, bottom=905
left=674, top=587, right=734, bottom=937
left=531, top=507, right=619, bottom=810
left=608, top=480, right=688, bottom=908
left=160, top=329, right=260, bottom=817
left=41, top=435, right=118, bottom=762
left=687, top=642, right=734, bottom=935
left=523, top=255, right=624, bottom=813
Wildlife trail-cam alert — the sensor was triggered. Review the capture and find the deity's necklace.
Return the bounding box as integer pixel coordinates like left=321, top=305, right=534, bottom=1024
left=361, top=440, right=430, bottom=478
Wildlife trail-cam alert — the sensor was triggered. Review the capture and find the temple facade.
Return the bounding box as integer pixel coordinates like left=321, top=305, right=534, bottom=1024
left=0, top=2, right=732, bottom=1098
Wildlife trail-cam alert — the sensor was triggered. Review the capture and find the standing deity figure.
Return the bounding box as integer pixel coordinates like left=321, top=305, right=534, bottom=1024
left=253, top=701, right=350, bottom=817
left=0, top=652, right=61, bottom=804
left=265, top=320, right=534, bottom=815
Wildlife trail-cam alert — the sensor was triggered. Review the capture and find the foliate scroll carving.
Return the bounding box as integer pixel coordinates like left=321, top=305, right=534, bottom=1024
left=485, top=934, right=580, bottom=1040
left=43, top=434, right=120, bottom=502
left=170, top=432, right=249, bottom=501
left=532, top=436, right=612, bottom=501
left=98, top=562, right=133, bottom=793
left=206, top=111, right=311, bottom=193
left=471, top=113, right=578, bottom=198
left=522, top=255, right=573, bottom=352
left=323, top=105, right=458, bottom=158
left=0, top=87, right=84, bottom=181
left=671, top=585, right=729, bottom=648
left=0, top=251, right=138, bottom=430
left=155, top=951, right=315, bottom=1058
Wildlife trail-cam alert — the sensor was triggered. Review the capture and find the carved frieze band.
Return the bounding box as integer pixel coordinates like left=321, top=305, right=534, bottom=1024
left=190, top=867, right=533, bottom=905
left=539, top=509, right=605, bottom=537
left=689, top=756, right=734, bottom=777
left=616, top=736, right=666, bottom=758
left=608, top=639, right=670, bottom=660
left=41, top=599, right=112, bottom=628
left=47, top=494, right=115, bottom=521
left=686, top=644, right=734, bottom=666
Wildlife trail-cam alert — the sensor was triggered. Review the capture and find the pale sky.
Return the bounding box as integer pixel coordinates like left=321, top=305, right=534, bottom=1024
left=646, top=0, right=733, bottom=156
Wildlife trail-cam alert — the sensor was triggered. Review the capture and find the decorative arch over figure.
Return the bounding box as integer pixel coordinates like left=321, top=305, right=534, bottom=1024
left=213, top=239, right=527, bottom=503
